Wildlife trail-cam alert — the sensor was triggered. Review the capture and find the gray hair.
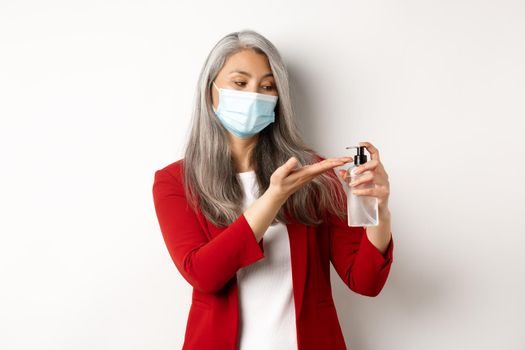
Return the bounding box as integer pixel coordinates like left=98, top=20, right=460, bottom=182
left=182, top=29, right=346, bottom=227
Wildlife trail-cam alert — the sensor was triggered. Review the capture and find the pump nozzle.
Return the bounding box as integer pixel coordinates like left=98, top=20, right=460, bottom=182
left=345, top=145, right=368, bottom=166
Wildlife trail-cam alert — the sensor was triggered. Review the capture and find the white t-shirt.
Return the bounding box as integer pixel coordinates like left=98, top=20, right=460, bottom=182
left=236, top=170, right=298, bottom=350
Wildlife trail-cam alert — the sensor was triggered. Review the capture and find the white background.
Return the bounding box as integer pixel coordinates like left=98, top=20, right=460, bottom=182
left=1, top=1, right=524, bottom=349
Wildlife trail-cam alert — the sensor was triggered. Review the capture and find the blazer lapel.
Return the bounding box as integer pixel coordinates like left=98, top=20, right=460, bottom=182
left=202, top=209, right=309, bottom=318
left=286, top=220, right=308, bottom=319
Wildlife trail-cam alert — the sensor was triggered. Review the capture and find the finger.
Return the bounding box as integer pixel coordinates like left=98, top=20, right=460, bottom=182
left=352, top=185, right=390, bottom=200
left=317, top=155, right=353, bottom=163
left=307, top=157, right=352, bottom=176
left=348, top=172, right=374, bottom=187
left=293, top=158, right=349, bottom=181
left=350, top=172, right=388, bottom=187
left=275, top=156, right=301, bottom=179
left=351, top=187, right=378, bottom=197
left=338, top=169, right=349, bottom=182
left=339, top=168, right=357, bottom=183
left=359, top=141, right=380, bottom=162
left=353, top=159, right=379, bottom=175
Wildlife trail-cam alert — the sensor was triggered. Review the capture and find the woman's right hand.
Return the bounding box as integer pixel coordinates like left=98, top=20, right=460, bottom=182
left=267, top=156, right=354, bottom=204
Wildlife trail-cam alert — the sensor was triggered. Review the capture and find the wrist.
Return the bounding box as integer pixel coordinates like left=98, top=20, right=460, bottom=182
left=264, top=187, right=288, bottom=206
left=378, top=205, right=391, bottom=220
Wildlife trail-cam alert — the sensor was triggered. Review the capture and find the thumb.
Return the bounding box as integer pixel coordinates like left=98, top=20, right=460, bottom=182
left=286, top=156, right=298, bottom=168
left=273, top=157, right=300, bottom=180
left=282, top=156, right=301, bottom=174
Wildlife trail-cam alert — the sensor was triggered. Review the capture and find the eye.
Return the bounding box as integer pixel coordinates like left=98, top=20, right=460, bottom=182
left=234, top=81, right=247, bottom=87
left=262, top=85, right=275, bottom=91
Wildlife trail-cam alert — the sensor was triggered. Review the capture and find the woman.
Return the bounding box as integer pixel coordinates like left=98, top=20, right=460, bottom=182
left=152, top=29, right=394, bottom=350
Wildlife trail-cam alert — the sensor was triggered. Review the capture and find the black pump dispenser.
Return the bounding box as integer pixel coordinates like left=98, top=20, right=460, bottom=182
left=346, top=145, right=368, bottom=166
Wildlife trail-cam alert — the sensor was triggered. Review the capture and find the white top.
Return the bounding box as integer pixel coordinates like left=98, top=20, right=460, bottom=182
left=235, top=170, right=298, bottom=350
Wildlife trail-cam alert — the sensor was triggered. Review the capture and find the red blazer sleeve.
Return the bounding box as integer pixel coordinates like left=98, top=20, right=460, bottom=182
left=152, top=168, right=265, bottom=294
left=328, top=211, right=394, bottom=297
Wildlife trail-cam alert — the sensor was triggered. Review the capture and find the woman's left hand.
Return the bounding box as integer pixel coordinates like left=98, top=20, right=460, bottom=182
left=339, top=141, right=390, bottom=214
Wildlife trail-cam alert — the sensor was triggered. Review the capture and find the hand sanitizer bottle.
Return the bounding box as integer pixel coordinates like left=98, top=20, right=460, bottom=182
left=345, top=145, right=379, bottom=227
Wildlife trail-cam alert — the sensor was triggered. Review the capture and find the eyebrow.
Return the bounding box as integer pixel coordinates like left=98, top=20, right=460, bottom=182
left=228, top=70, right=274, bottom=78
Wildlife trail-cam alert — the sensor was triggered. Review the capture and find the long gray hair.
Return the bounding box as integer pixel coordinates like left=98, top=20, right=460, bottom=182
left=182, top=29, right=346, bottom=227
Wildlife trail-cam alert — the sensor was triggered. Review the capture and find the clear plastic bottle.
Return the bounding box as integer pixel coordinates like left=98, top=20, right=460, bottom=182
left=345, top=145, right=379, bottom=227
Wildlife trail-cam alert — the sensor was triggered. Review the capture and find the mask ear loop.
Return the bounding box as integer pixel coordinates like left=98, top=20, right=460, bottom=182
left=212, top=80, right=219, bottom=112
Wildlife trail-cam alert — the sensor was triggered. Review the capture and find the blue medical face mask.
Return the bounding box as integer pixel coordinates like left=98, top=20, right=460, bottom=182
left=212, top=81, right=278, bottom=139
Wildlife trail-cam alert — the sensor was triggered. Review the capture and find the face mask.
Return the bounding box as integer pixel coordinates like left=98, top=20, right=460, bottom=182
left=212, top=81, right=278, bottom=139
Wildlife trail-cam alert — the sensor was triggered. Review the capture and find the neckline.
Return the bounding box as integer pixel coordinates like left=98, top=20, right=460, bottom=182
left=236, top=170, right=256, bottom=177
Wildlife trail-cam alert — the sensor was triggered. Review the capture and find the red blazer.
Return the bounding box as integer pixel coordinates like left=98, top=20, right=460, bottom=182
left=152, top=158, right=394, bottom=350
